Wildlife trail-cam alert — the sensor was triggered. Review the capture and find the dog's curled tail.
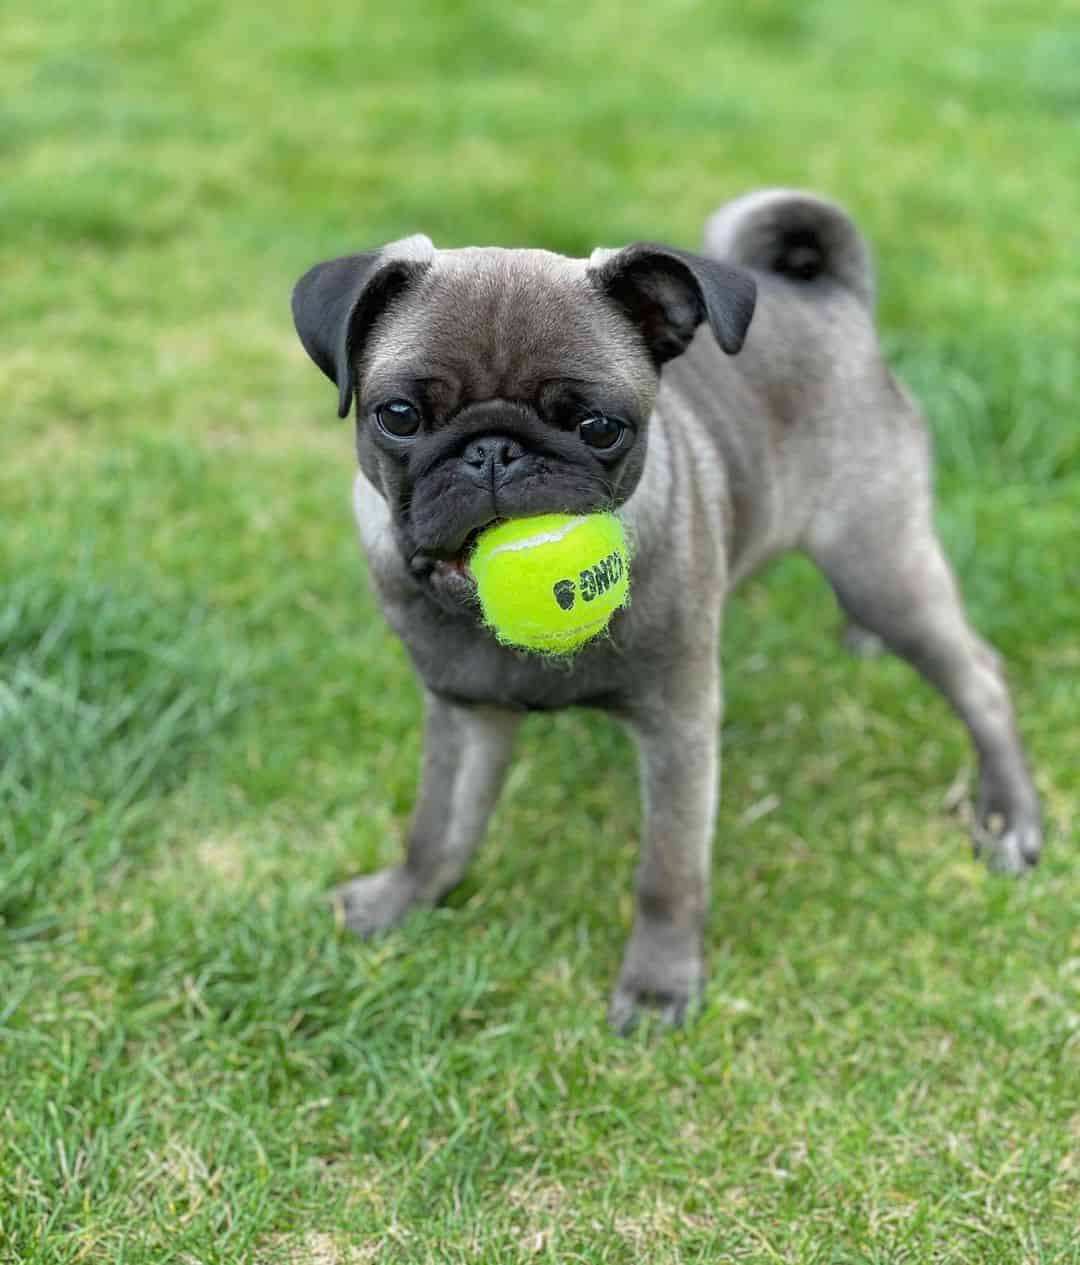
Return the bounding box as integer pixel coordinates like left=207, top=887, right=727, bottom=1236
left=703, top=189, right=874, bottom=310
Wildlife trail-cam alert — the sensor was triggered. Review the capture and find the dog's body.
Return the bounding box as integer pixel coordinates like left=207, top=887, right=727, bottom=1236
left=293, top=189, right=1041, bottom=1030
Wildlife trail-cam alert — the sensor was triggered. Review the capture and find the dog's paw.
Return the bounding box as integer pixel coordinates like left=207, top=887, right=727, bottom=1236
left=608, top=981, right=699, bottom=1034
left=330, top=866, right=423, bottom=937
left=973, top=814, right=1042, bottom=875
left=972, top=764, right=1042, bottom=875
left=608, top=922, right=703, bottom=1035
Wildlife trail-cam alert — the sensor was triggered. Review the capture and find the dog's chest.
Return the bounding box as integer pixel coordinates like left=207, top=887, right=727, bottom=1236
left=390, top=591, right=637, bottom=711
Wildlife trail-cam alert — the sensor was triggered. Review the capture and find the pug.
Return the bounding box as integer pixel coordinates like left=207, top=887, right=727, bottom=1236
left=291, top=189, right=1041, bottom=1031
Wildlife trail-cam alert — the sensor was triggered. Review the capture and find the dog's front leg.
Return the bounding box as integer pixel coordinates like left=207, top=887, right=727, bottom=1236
left=609, top=665, right=721, bottom=1033
left=334, top=691, right=521, bottom=936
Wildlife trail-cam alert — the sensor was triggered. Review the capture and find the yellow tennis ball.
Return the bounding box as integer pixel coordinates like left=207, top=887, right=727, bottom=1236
left=470, top=513, right=630, bottom=654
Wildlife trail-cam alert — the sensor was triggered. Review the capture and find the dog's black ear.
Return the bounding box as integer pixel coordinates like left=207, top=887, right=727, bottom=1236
left=291, top=238, right=433, bottom=418
left=590, top=243, right=756, bottom=365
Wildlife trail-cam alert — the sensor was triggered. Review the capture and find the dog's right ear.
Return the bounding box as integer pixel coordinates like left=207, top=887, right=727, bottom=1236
left=291, top=236, right=434, bottom=418
left=589, top=242, right=756, bottom=366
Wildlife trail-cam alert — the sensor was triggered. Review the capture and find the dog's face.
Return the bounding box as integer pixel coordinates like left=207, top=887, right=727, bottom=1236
left=292, top=235, right=755, bottom=609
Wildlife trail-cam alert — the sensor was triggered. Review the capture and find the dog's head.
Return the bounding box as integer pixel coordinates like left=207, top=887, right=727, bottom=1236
left=292, top=234, right=755, bottom=606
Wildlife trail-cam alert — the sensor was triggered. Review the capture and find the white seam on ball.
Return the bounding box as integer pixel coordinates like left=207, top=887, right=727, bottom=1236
left=483, top=517, right=586, bottom=558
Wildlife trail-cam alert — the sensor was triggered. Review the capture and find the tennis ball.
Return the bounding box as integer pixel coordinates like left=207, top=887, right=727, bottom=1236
left=470, top=512, right=630, bottom=654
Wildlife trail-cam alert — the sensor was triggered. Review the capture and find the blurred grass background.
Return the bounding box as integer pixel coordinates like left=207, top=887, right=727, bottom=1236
left=1, top=0, right=1078, bottom=1261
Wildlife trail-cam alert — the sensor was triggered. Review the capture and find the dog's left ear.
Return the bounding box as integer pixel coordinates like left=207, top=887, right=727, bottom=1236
left=291, top=235, right=434, bottom=418
left=590, top=243, right=756, bottom=365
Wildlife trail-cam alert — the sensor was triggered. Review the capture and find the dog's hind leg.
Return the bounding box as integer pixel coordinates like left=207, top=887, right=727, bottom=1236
left=805, top=474, right=1041, bottom=874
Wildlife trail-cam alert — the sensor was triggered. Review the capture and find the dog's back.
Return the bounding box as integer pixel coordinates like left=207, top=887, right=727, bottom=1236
left=662, top=189, right=920, bottom=585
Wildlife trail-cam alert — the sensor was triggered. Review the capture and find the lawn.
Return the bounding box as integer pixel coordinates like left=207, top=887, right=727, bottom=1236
left=2, top=0, right=1078, bottom=1261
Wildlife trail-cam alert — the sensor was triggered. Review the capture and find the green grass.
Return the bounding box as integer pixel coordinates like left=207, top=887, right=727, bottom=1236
left=2, top=0, right=1078, bottom=1260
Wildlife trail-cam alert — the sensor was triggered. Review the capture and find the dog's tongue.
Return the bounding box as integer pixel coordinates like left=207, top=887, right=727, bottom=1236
left=430, top=525, right=489, bottom=581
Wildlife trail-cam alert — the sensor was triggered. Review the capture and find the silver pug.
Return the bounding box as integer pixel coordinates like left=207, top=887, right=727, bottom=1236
left=291, top=189, right=1041, bottom=1032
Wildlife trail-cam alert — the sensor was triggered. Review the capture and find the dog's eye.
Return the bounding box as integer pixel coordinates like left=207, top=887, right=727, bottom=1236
left=376, top=399, right=422, bottom=438
left=578, top=414, right=625, bottom=450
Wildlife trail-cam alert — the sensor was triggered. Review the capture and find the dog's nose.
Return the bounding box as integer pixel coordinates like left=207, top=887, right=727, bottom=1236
left=462, top=435, right=526, bottom=478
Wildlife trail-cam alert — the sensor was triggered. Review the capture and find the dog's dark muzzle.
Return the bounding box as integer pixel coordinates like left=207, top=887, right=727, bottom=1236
left=402, top=403, right=618, bottom=563
left=460, top=434, right=528, bottom=490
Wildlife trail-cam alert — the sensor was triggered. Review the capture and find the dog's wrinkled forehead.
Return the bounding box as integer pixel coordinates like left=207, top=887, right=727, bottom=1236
left=363, top=246, right=655, bottom=407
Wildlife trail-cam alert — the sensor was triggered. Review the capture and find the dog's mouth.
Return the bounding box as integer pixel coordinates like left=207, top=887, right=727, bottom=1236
left=432, top=554, right=474, bottom=582
left=412, top=522, right=500, bottom=599
left=433, top=523, right=488, bottom=577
